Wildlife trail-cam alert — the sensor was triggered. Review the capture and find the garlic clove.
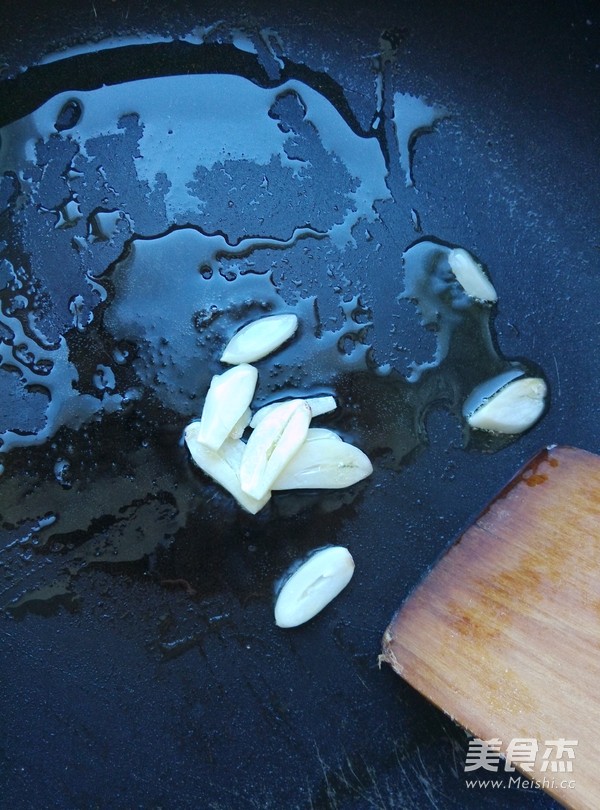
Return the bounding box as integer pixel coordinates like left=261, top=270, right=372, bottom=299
left=197, top=363, right=258, bottom=451
left=240, top=399, right=312, bottom=500
left=448, top=247, right=498, bottom=303
left=464, top=376, right=548, bottom=434
left=220, top=313, right=299, bottom=365
left=272, top=430, right=373, bottom=490
left=184, top=422, right=270, bottom=514
left=250, top=394, right=336, bottom=429
left=274, top=546, right=355, bottom=628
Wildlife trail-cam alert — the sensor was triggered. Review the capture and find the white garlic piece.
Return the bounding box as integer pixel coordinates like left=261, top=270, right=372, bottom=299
left=250, top=395, right=336, bottom=429
left=464, top=375, right=547, bottom=434
left=240, top=399, right=312, bottom=500
left=272, top=429, right=373, bottom=490
left=448, top=247, right=498, bottom=303
left=196, top=364, right=258, bottom=451
left=274, top=546, right=355, bottom=628
left=220, top=313, right=299, bottom=365
left=184, top=422, right=269, bottom=514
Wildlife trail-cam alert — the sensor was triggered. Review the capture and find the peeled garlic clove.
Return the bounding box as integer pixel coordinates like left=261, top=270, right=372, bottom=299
left=184, top=422, right=269, bottom=514
left=250, top=394, right=336, bottom=429
left=220, top=313, right=298, bottom=365
left=272, top=430, right=372, bottom=490
left=448, top=247, right=498, bottom=303
left=464, top=376, right=547, bottom=434
left=240, top=399, right=311, bottom=500
left=274, top=546, right=355, bottom=628
left=197, top=364, right=258, bottom=451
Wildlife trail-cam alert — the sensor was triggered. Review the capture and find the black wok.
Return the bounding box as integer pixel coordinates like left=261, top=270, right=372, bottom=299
left=1, top=1, right=598, bottom=808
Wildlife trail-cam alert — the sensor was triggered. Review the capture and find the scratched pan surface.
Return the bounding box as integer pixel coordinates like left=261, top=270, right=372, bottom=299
left=0, top=1, right=599, bottom=808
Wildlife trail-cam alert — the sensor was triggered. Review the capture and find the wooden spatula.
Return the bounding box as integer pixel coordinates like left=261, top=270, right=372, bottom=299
left=381, top=445, right=600, bottom=810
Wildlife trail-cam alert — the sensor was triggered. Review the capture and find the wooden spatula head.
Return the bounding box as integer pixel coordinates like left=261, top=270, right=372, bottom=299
left=382, top=446, right=600, bottom=810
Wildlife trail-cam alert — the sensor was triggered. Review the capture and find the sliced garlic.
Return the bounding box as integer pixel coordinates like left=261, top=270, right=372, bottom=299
left=196, top=364, right=258, bottom=451
left=274, top=546, right=355, bottom=628
left=240, top=399, right=311, bottom=500
left=220, top=313, right=299, bottom=365
left=464, top=376, right=547, bottom=434
left=448, top=247, right=498, bottom=303
left=272, top=429, right=373, bottom=490
left=184, top=422, right=270, bottom=514
left=250, top=395, right=337, bottom=429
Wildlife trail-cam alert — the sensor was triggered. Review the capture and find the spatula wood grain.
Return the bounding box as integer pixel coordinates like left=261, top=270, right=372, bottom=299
left=382, top=446, right=600, bottom=810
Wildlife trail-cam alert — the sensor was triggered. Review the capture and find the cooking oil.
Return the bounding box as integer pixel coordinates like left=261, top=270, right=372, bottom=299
left=0, top=33, right=544, bottom=613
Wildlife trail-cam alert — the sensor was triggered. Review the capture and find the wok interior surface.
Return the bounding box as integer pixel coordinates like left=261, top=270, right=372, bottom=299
left=1, top=1, right=598, bottom=807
